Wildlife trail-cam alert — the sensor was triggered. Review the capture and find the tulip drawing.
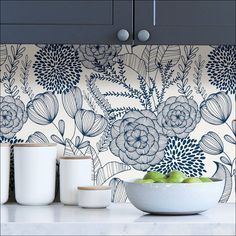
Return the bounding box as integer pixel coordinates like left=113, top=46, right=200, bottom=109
left=75, top=109, right=107, bottom=137
left=62, top=86, right=83, bottom=118
left=200, top=92, right=232, bottom=125
left=199, top=131, right=224, bottom=155
left=27, top=92, right=59, bottom=125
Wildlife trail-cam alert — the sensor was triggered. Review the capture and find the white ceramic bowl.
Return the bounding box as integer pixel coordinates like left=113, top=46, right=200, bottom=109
left=125, top=178, right=224, bottom=215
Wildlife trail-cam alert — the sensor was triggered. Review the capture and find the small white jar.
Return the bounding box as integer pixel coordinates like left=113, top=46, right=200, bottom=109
left=60, top=156, right=92, bottom=205
left=14, top=143, right=57, bottom=205
left=77, top=186, right=111, bottom=208
left=0, top=143, right=10, bottom=204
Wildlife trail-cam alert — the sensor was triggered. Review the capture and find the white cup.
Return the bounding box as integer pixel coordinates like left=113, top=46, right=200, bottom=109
left=77, top=186, right=111, bottom=208
left=14, top=143, right=57, bottom=205
left=60, top=157, right=92, bottom=205
left=0, top=144, right=10, bottom=204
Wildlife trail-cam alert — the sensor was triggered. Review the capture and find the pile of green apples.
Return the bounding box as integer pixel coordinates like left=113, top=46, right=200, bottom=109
left=135, top=170, right=212, bottom=184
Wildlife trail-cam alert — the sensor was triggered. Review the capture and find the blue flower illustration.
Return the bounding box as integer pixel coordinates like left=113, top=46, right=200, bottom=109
left=156, top=96, right=201, bottom=138
left=78, top=45, right=122, bottom=71
left=109, top=110, right=168, bottom=171
left=149, top=136, right=206, bottom=177
left=0, top=96, right=28, bottom=139
left=200, top=92, right=232, bottom=125
left=199, top=131, right=224, bottom=155
left=27, top=92, right=59, bottom=125
left=62, top=86, right=83, bottom=119
left=26, top=131, right=49, bottom=143
left=206, top=45, right=236, bottom=94
left=33, top=45, right=82, bottom=94
left=75, top=109, right=108, bottom=137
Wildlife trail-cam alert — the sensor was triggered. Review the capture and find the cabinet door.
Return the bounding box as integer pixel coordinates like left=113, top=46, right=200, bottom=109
left=1, top=0, right=133, bottom=44
left=135, top=0, right=236, bottom=44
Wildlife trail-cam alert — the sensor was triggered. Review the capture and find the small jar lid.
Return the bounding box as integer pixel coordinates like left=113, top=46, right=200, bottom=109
left=77, top=186, right=111, bottom=191
left=14, top=143, right=57, bottom=147
left=60, top=156, right=91, bottom=160
left=0, top=143, right=11, bottom=147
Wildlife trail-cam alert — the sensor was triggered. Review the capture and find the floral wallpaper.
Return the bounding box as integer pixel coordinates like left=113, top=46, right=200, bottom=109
left=0, top=44, right=235, bottom=203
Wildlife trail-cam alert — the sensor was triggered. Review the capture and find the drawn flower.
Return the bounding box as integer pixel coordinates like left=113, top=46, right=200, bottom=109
left=26, top=131, right=49, bottom=143
left=206, top=45, right=236, bottom=94
left=0, top=96, right=28, bottom=139
left=200, top=92, right=232, bottom=125
left=109, top=110, right=168, bottom=171
left=199, top=131, right=224, bottom=155
left=156, top=96, right=201, bottom=138
left=33, top=45, right=82, bottom=94
left=78, top=45, right=122, bottom=71
left=75, top=109, right=107, bottom=137
left=62, top=86, right=83, bottom=118
left=27, top=92, right=59, bottom=125
left=149, top=136, right=206, bottom=177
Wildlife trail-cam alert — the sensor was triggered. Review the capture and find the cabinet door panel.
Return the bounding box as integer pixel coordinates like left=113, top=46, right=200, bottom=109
left=1, top=0, right=133, bottom=44
left=1, top=1, right=112, bottom=25
left=135, top=0, right=236, bottom=44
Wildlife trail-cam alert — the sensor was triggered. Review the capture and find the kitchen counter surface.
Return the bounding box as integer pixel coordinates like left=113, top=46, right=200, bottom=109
left=1, top=203, right=235, bottom=235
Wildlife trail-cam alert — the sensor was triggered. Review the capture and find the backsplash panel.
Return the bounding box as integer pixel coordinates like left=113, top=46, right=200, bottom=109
left=0, top=44, right=235, bottom=202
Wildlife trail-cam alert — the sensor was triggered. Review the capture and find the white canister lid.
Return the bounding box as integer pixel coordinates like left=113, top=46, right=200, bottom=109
left=0, top=143, right=11, bottom=147
left=77, top=186, right=111, bottom=191
left=14, top=143, right=57, bottom=147
left=60, top=156, right=91, bottom=160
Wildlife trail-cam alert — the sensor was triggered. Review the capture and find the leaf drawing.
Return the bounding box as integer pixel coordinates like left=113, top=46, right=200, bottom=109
left=109, top=178, right=127, bottom=203
left=156, top=45, right=181, bottom=66
left=96, top=162, right=131, bottom=185
left=115, top=53, right=147, bottom=78
left=63, top=139, right=83, bottom=156
left=84, top=145, right=103, bottom=185
left=141, top=45, right=159, bottom=72
left=212, top=161, right=232, bottom=203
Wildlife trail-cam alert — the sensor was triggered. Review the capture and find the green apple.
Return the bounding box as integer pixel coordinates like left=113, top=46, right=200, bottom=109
left=135, top=179, right=155, bottom=184
left=166, top=170, right=186, bottom=183
left=154, top=178, right=167, bottom=183
left=199, top=177, right=213, bottom=183
left=143, top=171, right=165, bottom=181
left=182, top=177, right=202, bottom=183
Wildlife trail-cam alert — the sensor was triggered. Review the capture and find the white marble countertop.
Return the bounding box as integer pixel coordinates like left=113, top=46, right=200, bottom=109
left=1, top=203, right=235, bottom=235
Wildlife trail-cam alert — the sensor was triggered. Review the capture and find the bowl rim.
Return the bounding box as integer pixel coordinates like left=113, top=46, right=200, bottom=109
left=124, top=177, right=224, bottom=185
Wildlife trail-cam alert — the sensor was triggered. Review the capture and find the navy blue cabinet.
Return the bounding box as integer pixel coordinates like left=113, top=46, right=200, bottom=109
left=1, top=0, right=235, bottom=44
left=0, top=0, right=133, bottom=44
left=135, top=0, right=236, bottom=44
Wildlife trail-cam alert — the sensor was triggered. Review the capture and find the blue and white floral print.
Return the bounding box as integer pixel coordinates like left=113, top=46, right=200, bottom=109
left=75, top=109, right=108, bottom=137
left=27, top=92, right=59, bottom=125
left=199, top=131, right=224, bottom=155
left=149, top=136, right=206, bottom=177
left=156, top=96, right=201, bottom=138
left=0, top=44, right=235, bottom=203
left=33, top=45, right=82, bottom=94
left=78, top=45, right=122, bottom=71
left=0, top=96, right=27, bottom=139
left=200, top=92, right=232, bottom=125
left=62, top=86, right=83, bottom=119
left=109, top=110, right=168, bottom=171
left=206, top=45, right=236, bottom=94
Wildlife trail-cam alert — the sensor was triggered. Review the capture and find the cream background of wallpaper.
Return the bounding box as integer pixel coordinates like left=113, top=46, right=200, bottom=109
left=0, top=45, right=235, bottom=202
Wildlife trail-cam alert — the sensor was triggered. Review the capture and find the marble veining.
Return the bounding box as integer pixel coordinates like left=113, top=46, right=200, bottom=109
left=1, top=203, right=235, bottom=235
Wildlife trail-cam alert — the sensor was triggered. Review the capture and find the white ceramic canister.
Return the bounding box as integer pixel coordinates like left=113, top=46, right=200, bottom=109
left=77, top=186, right=111, bottom=208
left=14, top=143, right=57, bottom=205
left=0, top=143, right=11, bottom=204
left=60, top=156, right=92, bottom=205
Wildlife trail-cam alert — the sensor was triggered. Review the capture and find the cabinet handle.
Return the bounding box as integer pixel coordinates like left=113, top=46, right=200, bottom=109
left=117, top=29, right=130, bottom=42
left=138, top=30, right=150, bottom=42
